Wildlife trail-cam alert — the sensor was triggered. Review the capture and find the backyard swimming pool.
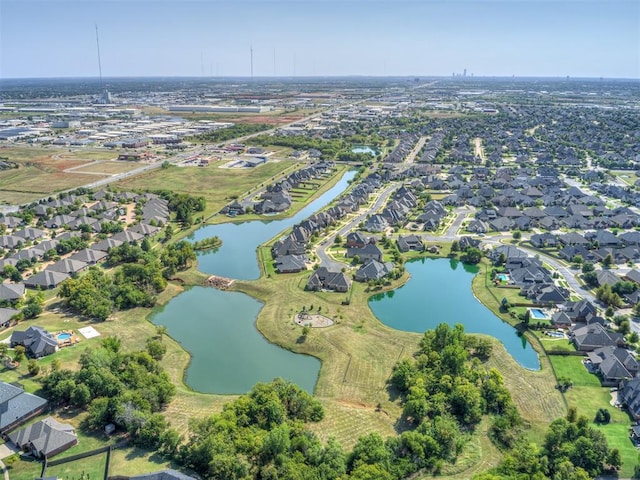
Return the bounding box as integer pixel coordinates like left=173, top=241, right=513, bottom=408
left=529, top=308, right=548, bottom=320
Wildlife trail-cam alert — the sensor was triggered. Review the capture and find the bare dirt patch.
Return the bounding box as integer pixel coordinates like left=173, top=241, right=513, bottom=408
left=294, top=312, right=334, bottom=328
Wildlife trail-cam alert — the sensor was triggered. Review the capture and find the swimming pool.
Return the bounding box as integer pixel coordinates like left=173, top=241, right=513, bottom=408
left=497, top=274, right=509, bottom=282
left=57, top=333, right=71, bottom=341
left=529, top=308, right=548, bottom=320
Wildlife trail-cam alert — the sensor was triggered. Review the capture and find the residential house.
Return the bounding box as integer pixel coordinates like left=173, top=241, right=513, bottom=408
left=346, top=243, right=383, bottom=263
left=24, top=270, right=70, bottom=289
left=10, top=325, right=58, bottom=358
left=345, top=232, right=368, bottom=248
left=354, top=259, right=395, bottom=282
left=306, top=267, right=350, bottom=292
left=620, top=377, right=640, bottom=419
left=0, top=283, right=25, bottom=301
left=595, top=269, right=620, bottom=287
left=563, top=299, right=598, bottom=323
left=570, top=323, right=625, bottom=351
left=46, top=258, right=88, bottom=275
left=127, top=469, right=197, bottom=480
left=466, top=219, right=489, bottom=234
left=0, top=307, right=19, bottom=329
left=274, top=255, right=307, bottom=274
left=587, top=346, right=639, bottom=386
left=0, top=382, right=48, bottom=433
left=397, top=235, right=424, bottom=253
left=69, top=248, right=108, bottom=265
left=8, top=416, right=77, bottom=458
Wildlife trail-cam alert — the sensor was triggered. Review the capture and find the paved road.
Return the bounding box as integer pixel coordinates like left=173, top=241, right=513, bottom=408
left=315, top=183, right=399, bottom=270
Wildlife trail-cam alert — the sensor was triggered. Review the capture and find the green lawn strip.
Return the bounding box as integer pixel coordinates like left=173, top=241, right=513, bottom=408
left=4, top=457, right=43, bottom=480
left=549, top=356, right=636, bottom=477
left=45, top=452, right=107, bottom=479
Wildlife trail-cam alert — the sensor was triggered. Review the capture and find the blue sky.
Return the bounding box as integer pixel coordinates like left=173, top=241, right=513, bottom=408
left=1, top=0, right=639, bottom=78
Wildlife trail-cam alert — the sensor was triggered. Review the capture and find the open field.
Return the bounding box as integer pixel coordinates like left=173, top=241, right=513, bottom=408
left=167, top=109, right=317, bottom=125
left=0, top=146, right=118, bottom=204
left=611, top=170, right=639, bottom=187
left=72, top=160, right=142, bottom=175
left=114, top=160, right=298, bottom=217
left=550, top=355, right=636, bottom=478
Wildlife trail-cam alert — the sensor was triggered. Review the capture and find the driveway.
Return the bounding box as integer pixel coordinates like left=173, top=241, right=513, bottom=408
left=0, top=442, right=18, bottom=459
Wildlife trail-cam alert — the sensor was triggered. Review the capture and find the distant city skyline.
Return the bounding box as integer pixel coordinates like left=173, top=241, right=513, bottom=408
left=1, top=0, right=639, bottom=79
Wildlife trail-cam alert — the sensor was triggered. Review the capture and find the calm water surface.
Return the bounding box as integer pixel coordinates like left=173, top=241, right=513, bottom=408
left=151, top=286, right=320, bottom=394
left=190, top=170, right=356, bottom=280
left=369, top=258, right=540, bottom=370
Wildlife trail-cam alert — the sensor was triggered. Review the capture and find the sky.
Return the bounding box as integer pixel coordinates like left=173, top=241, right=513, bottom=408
left=1, top=0, right=639, bottom=79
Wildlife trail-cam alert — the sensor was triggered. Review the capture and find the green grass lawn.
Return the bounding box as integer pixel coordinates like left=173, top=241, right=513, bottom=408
left=549, top=355, right=637, bottom=477
left=45, top=452, right=108, bottom=479
left=115, top=160, right=298, bottom=217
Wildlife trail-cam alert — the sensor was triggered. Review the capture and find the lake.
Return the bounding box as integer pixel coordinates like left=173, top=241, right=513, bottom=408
left=155, top=170, right=356, bottom=394
left=151, top=286, right=320, bottom=394
left=190, top=170, right=356, bottom=280
left=369, top=258, right=540, bottom=370
left=351, top=145, right=378, bottom=156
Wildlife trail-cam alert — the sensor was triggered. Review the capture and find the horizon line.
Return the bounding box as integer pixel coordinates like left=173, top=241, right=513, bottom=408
left=2, top=74, right=639, bottom=81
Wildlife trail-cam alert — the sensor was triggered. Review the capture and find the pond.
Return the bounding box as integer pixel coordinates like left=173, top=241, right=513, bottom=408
left=151, top=286, right=320, bottom=394
left=369, top=258, right=540, bottom=370
left=190, top=170, right=356, bottom=280
left=351, top=145, right=378, bottom=156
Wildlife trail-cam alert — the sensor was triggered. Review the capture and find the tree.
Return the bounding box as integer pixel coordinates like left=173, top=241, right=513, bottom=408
left=27, top=359, right=40, bottom=376
left=71, top=383, right=91, bottom=407
left=13, top=345, right=26, bottom=362
left=146, top=338, right=167, bottom=360
left=582, top=262, right=595, bottom=274
left=155, top=325, right=167, bottom=341
left=462, top=247, right=482, bottom=264
left=512, top=230, right=522, bottom=240
left=0, top=343, right=7, bottom=359
left=603, top=253, right=614, bottom=268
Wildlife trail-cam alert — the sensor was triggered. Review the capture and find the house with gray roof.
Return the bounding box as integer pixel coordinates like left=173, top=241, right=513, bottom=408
left=112, top=230, right=144, bottom=243
left=0, top=282, right=25, bottom=301
left=13, top=227, right=45, bottom=241
left=397, top=235, right=424, bottom=253
left=10, top=326, right=58, bottom=358
left=128, top=469, right=196, bottom=480
left=306, top=267, right=350, bottom=292
left=595, top=269, right=620, bottom=287
left=8, top=416, right=77, bottom=458
left=621, top=377, right=640, bottom=419
left=0, top=382, right=48, bottom=433
left=91, top=238, right=123, bottom=252
left=274, top=255, right=307, bottom=274
left=0, top=307, right=19, bottom=329
left=46, top=258, right=88, bottom=275
left=570, top=323, right=625, bottom=351
left=346, top=243, right=383, bottom=263
left=69, top=248, right=108, bottom=265
left=355, top=259, right=395, bottom=282
left=129, top=223, right=161, bottom=236
left=24, top=270, right=70, bottom=289
left=587, top=346, right=639, bottom=386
